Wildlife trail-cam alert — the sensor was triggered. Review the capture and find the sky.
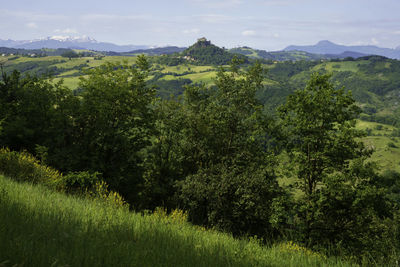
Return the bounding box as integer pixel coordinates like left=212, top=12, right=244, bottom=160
left=1, top=0, right=400, bottom=51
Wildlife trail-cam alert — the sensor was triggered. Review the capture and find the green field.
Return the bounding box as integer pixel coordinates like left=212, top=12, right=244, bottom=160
left=356, top=120, right=400, bottom=172
left=3, top=53, right=400, bottom=174
left=312, top=61, right=368, bottom=73
left=0, top=175, right=353, bottom=267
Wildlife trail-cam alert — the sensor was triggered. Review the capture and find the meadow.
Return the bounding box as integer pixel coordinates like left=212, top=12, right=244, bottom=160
left=357, top=120, right=400, bottom=172
left=0, top=175, right=354, bottom=267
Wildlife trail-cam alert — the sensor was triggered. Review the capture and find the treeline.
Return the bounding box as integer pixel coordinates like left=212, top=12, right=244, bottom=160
left=0, top=59, right=88, bottom=78
left=0, top=47, right=97, bottom=57
left=1, top=56, right=400, bottom=264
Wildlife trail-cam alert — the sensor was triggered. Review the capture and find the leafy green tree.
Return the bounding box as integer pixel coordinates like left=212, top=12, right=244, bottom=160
left=279, top=73, right=365, bottom=199
left=73, top=56, right=156, bottom=204
left=140, top=97, right=186, bottom=209
left=61, top=50, right=79, bottom=60
left=175, top=60, right=283, bottom=236
left=278, top=73, right=393, bottom=258
left=0, top=70, right=77, bottom=159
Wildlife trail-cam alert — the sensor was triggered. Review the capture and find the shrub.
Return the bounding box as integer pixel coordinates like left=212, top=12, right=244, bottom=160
left=64, top=171, right=100, bottom=193
left=387, top=142, right=398, bottom=148
left=0, top=148, right=127, bottom=208
left=179, top=164, right=283, bottom=238
left=0, top=148, right=63, bottom=189
left=86, top=180, right=128, bottom=208
left=152, top=207, right=188, bottom=224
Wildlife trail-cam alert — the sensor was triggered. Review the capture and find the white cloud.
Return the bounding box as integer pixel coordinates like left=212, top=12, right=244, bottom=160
left=258, top=0, right=296, bottom=6
left=191, top=0, right=243, bottom=8
left=81, top=14, right=150, bottom=21
left=371, top=37, right=379, bottom=45
left=26, top=22, right=38, bottom=29
left=1, top=9, right=68, bottom=21
left=242, top=30, right=256, bottom=36
left=54, top=28, right=78, bottom=34
left=196, top=14, right=233, bottom=24
left=183, top=28, right=200, bottom=34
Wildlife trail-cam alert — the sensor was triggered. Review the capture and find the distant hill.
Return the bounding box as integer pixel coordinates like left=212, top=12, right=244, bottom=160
left=182, top=37, right=248, bottom=65
left=325, top=51, right=368, bottom=59
left=0, top=36, right=149, bottom=52
left=229, top=47, right=368, bottom=61
left=125, top=46, right=186, bottom=55
left=284, top=40, right=400, bottom=59
left=229, top=47, right=325, bottom=61
left=0, top=47, right=102, bottom=57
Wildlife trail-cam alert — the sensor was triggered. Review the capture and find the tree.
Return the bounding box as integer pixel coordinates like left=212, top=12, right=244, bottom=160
left=278, top=73, right=393, bottom=258
left=61, top=50, right=79, bottom=60
left=176, top=60, right=283, bottom=237
left=279, top=73, right=365, bottom=199
left=73, top=56, right=156, bottom=204
left=0, top=70, right=77, bottom=159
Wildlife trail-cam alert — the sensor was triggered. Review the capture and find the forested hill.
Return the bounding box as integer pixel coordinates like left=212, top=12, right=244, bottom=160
left=229, top=46, right=368, bottom=61
left=181, top=37, right=248, bottom=65
left=2, top=43, right=400, bottom=127
left=258, top=56, right=400, bottom=125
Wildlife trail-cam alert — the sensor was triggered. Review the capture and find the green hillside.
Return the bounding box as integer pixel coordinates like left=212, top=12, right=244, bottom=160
left=2, top=51, right=400, bottom=265
left=0, top=175, right=351, bottom=267
left=182, top=37, right=248, bottom=65
left=3, top=48, right=400, bottom=124
left=3, top=47, right=400, bottom=163
left=357, top=120, right=400, bottom=172
left=3, top=48, right=400, bottom=148
left=229, top=47, right=325, bottom=61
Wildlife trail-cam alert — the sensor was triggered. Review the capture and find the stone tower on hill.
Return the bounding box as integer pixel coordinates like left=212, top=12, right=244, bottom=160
left=196, top=37, right=211, bottom=47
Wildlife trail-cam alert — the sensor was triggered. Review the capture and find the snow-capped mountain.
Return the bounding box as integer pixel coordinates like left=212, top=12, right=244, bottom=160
left=42, top=35, right=98, bottom=43
left=0, top=36, right=149, bottom=52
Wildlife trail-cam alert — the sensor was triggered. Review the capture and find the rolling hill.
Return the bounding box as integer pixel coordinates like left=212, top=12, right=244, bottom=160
left=2, top=39, right=400, bottom=265
left=181, top=37, right=248, bottom=65
left=2, top=40, right=400, bottom=130
left=284, top=40, right=400, bottom=59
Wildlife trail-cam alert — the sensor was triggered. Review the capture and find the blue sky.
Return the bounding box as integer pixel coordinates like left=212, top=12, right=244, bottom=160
left=1, top=0, right=400, bottom=50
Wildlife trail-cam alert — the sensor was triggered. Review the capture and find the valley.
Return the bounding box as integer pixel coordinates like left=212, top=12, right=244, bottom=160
left=2, top=38, right=400, bottom=266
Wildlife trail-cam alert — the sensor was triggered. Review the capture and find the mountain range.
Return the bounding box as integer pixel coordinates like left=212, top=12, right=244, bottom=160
left=284, top=40, right=400, bottom=59
left=1, top=36, right=400, bottom=59
left=0, top=36, right=149, bottom=52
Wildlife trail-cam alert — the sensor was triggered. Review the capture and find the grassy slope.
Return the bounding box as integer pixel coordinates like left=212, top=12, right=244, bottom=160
left=356, top=120, right=400, bottom=172
left=1, top=55, right=139, bottom=89
left=0, top=175, right=353, bottom=267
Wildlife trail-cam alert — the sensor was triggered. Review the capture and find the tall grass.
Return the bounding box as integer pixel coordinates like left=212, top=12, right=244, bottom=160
left=0, top=175, right=354, bottom=267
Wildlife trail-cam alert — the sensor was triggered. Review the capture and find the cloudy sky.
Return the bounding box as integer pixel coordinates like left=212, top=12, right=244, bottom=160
left=1, top=0, right=400, bottom=50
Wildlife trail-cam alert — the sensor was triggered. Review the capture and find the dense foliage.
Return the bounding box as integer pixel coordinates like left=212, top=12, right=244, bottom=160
left=1, top=56, right=400, bottom=264
left=182, top=38, right=248, bottom=65
left=278, top=74, right=395, bottom=259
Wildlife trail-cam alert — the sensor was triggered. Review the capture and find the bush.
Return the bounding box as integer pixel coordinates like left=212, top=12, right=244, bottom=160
left=0, top=148, right=127, bottom=208
left=61, top=50, right=79, bottom=59
left=179, top=164, right=283, bottom=238
left=86, top=180, right=128, bottom=208
left=64, top=171, right=100, bottom=193
left=387, top=142, right=398, bottom=148
left=0, top=148, right=63, bottom=189
left=152, top=207, right=188, bottom=224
